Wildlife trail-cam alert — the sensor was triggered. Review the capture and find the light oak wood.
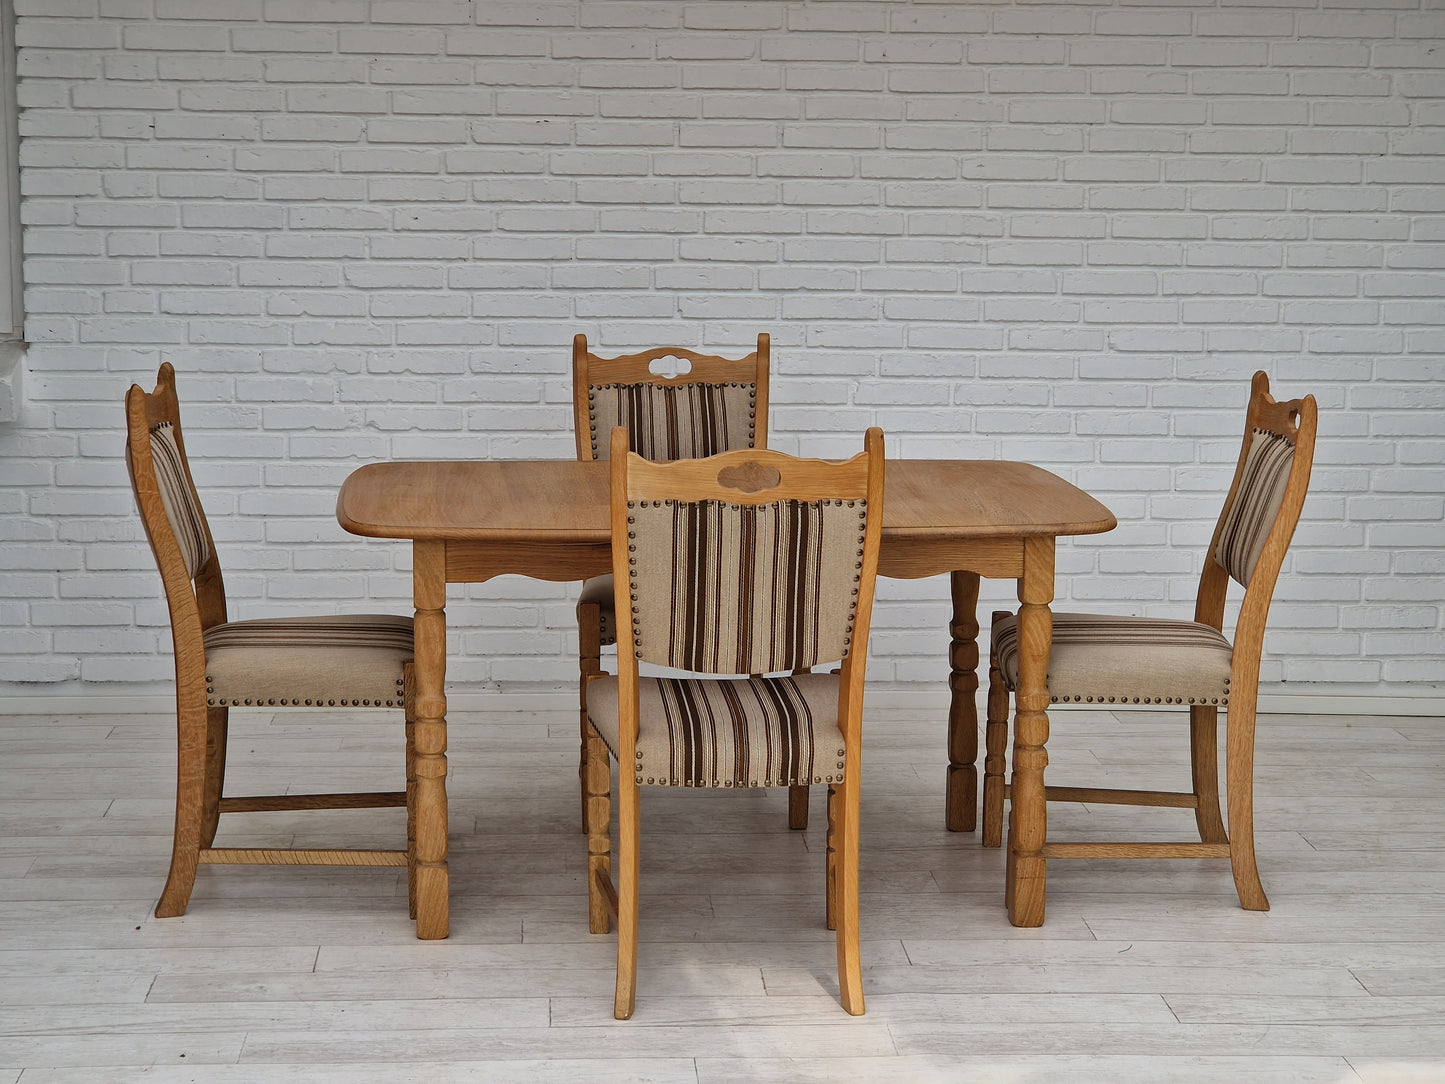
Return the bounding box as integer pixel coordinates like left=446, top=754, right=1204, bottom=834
left=983, top=371, right=1319, bottom=918
left=124, top=364, right=417, bottom=930
left=588, top=426, right=885, bottom=1019
left=568, top=335, right=791, bottom=833
left=336, top=454, right=1114, bottom=935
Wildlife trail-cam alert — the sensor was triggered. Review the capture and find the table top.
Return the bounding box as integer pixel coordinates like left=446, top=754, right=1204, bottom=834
left=337, top=459, right=1116, bottom=543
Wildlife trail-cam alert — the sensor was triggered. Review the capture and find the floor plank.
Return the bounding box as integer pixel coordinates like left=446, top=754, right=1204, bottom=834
left=2, top=702, right=1443, bottom=1080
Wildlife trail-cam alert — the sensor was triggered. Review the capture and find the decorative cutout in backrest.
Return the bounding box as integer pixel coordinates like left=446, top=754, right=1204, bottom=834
left=647, top=355, right=693, bottom=379
left=588, top=381, right=757, bottom=461
left=148, top=422, right=211, bottom=581
left=1213, top=427, right=1295, bottom=587
left=717, top=460, right=781, bottom=494
left=625, top=497, right=869, bottom=675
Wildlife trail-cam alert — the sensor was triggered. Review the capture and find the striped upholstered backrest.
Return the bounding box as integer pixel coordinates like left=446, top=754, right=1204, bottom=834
left=625, top=497, right=869, bottom=675
left=1212, top=427, right=1295, bottom=587
left=148, top=422, right=211, bottom=581
left=587, top=381, right=757, bottom=462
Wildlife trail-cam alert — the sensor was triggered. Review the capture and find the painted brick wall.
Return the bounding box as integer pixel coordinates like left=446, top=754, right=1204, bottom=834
left=3, top=0, right=1442, bottom=700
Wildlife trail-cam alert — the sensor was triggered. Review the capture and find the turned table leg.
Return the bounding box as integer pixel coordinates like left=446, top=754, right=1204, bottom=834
left=1006, top=537, right=1053, bottom=928
left=411, top=540, right=450, bottom=940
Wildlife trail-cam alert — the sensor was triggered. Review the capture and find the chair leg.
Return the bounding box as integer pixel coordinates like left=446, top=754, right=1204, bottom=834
left=156, top=695, right=207, bottom=918
left=981, top=614, right=1011, bottom=849
left=824, top=784, right=838, bottom=931
left=832, top=773, right=864, bottom=1016
left=578, top=602, right=603, bottom=834
left=586, top=726, right=613, bottom=935
left=788, top=785, right=809, bottom=830
left=404, top=662, right=419, bottom=921
left=1224, top=702, right=1269, bottom=911
left=614, top=773, right=641, bottom=1020
left=1189, top=704, right=1228, bottom=845
left=199, top=705, right=228, bottom=847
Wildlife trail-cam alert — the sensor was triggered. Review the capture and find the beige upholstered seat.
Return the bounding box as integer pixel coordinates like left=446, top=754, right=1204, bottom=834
left=570, top=334, right=820, bottom=830
left=126, top=364, right=417, bottom=922
left=982, top=371, right=1317, bottom=913
left=583, top=427, right=884, bottom=1019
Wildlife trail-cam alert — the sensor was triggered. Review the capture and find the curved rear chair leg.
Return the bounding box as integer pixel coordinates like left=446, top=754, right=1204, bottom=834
left=981, top=612, right=1011, bottom=848
left=199, top=704, right=228, bottom=848
left=833, top=773, right=864, bottom=1016
left=577, top=601, right=603, bottom=833
left=1225, top=702, right=1269, bottom=911
left=156, top=696, right=208, bottom=918
left=1189, top=704, right=1228, bottom=845
left=613, top=775, right=640, bottom=1020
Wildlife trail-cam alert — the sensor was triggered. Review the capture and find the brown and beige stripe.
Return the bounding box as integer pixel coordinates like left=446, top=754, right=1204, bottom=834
left=1213, top=427, right=1295, bottom=587
left=148, top=422, right=211, bottom=580
left=588, top=381, right=756, bottom=461
left=586, top=672, right=847, bottom=788
left=626, top=498, right=868, bottom=676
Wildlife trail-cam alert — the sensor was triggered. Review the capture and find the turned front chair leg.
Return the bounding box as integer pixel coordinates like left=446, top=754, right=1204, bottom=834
left=981, top=612, right=1011, bottom=849
left=577, top=600, right=603, bottom=834
left=403, top=661, right=419, bottom=921
left=945, top=571, right=982, bottom=832
left=824, top=783, right=838, bottom=931
left=585, top=726, right=614, bottom=935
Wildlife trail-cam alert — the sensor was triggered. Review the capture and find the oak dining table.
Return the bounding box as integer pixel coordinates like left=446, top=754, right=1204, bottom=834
left=336, top=457, right=1115, bottom=940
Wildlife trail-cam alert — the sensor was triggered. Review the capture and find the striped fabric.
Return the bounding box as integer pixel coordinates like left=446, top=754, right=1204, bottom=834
left=588, top=381, right=756, bottom=461
left=626, top=498, right=868, bottom=676
left=149, top=423, right=211, bottom=580
left=1213, top=427, right=1295, bottom=587
left=203, top=614, right=414, bottom=708
left=587, top=673, right=846, bottom=787
left=993, top=611, right=1233, bottom=706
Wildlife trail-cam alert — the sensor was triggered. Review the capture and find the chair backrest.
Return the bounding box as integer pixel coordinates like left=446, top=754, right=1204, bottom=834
left=611, top=425, right=884, bottom=680
left=1196, top=371, right=1317, bottom=644
left=125, top=363, right=228, bottom=647
left=573, top=333, right=770, bottom=462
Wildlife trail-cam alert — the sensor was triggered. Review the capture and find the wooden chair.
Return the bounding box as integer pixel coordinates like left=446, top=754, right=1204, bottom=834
left=981, top=371, right=1317, bottom=912
left=126, top=363, right=417, bottom=921
left=572, top=334, right=817, bottom=830
left=583, top=426, right=885, bottom=1018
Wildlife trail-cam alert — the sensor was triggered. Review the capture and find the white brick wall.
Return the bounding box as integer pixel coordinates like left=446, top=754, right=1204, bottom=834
left=2, top=0, right=1442, bottom=701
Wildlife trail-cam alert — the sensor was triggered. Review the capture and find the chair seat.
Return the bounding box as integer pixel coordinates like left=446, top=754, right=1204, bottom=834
left=203, top=614, right=414, bottom=708
left=578, top=574, right=618, bottom=646
left=587, top=672, right=846, bottom=788
left=992, top=611, right=1232, bottom=707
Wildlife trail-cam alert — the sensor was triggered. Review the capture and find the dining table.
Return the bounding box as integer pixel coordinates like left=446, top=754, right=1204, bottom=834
left=336, top=457, right=1116, bottom=940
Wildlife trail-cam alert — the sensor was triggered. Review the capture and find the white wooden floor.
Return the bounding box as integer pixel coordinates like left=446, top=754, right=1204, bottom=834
left=3, top=699, right=1444, bottom=1082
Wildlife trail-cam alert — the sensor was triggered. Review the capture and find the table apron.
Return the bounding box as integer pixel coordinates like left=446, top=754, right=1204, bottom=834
left=445, top=539, right=613, bottom=584
left=878, top=536, right=1025, bottom=581
left=441, top=535, right=1028, bottom=585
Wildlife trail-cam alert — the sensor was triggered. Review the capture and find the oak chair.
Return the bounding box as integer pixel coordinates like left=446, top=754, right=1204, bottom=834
left=583, top=426, right=885, bottom=1018
left=126, top=363, right=418, bottom=922
left=981, top=371, right=1317, bottom=912
left=572, top=334, right=817, bottom=830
